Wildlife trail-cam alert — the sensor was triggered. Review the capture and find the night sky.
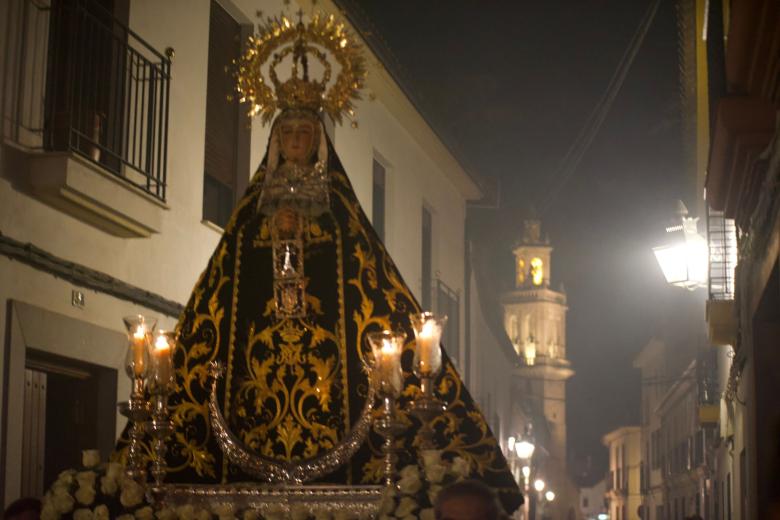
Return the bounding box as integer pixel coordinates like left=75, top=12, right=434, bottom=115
left=340, top=0, right=689, bottom=482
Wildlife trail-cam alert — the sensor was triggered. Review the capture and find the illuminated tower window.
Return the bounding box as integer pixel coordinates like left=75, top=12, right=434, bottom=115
left=530, top=257, right=543, bottom=286
left=516, top=258, right=526, bottom=286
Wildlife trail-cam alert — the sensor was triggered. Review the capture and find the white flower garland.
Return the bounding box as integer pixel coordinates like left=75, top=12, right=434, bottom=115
left=41, top=450, right=471, bottom=519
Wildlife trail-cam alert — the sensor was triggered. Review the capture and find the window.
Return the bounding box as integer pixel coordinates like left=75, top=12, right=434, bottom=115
left=516, top=258, right=526, bottom=286
left=203, top=0, right=250, bottom=227
left=421, top=206, right=432, bottom=308
left=372, top=158, right=386, bottom=241
left=436, top=279, right=460, bottom=361
left=530, top=257, right=544, bottom=285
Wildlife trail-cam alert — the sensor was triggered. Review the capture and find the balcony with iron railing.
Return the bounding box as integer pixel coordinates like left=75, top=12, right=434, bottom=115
left=705, top=209, right=738, bottom=346
left=3, top=0, right=172, bottom=236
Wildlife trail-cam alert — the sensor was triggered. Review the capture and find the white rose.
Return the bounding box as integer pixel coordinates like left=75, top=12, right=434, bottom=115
left=156, top=507, right=177, bottom=520
left=76, top=471, right=97, bottom=487
left=420, top=508, right=436, bottom=520
left=420, top=450, right=442, bottom=469
left=397, top=472, right=422, bottom=496
left=424, top=463, right=447, bottom=484
left=241, top=510, right=260, bottom=520
left=73, top=508, right=94, bottom=520
left=451, top=457, right=471, bottom=478
left=75, top=485, right=96, bottom=506
left=82, top=450, right=101, bottom=468
left=135, top=506, right=154, bottom=520
left=105, top=462, right=124, bottom=481
left=93, top=504, right=109, bottom=520
left=52, top=489, right=75, bottom=514
left=119, top=478, right=145, bottom=508
left=100, top=476, right=118, bottom=496
left=395, top=496, right=417, bottom=518
left=175, top=505, right=195, bottom=520
left=56, top=469, right=76, bottom=486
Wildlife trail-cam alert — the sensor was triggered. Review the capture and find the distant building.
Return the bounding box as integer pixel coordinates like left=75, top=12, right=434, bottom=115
left=501, top=218, right=578, bottom=519
left=603, top=426, right=641, bottom=520
left=579, top=478, right=607, bottom=520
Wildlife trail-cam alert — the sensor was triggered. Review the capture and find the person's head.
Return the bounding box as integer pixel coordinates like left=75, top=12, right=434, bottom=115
left=276, top=112, right=319, bottom=165
left=3, top=497, right=41, bottom=520
left=434, top=479, right=506, bottom=520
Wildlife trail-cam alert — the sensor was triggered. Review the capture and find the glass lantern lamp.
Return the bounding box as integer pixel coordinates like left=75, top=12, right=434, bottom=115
left=120, top=314, right=157, bottom=481
left=365, top=330, right=407, bottom=487
left=409, top=312, right=448, bottom=450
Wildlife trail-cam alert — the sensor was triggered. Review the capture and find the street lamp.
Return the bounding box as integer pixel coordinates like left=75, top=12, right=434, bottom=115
left=522, top=465, right=531, bottom=479
left=545, top=490, right=555, bottom=502
left=515, top=438, right=536, bottom=460
left=652, top=201, right=708, bottom=290
left=533, top=479, right=545, bottom=492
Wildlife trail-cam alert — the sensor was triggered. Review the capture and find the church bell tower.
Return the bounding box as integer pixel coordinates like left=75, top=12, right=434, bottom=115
left=502, top=218, right=575, bottom=514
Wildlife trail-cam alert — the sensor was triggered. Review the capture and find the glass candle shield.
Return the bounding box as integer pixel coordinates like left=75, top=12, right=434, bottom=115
left=122, top=315, right=157, bottom=378
left=410, top=312, right=447, bottom=378
left=366, top=330, right=405, bottom=396
left=150, top=330, right=176, bottom=391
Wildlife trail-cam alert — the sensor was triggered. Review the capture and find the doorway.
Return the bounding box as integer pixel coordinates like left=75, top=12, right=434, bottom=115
left=21, top=350, right=117, bottom=496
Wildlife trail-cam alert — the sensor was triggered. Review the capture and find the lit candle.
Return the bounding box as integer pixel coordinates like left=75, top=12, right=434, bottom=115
left=377, top=338, right=402, bottom=394
left=153, top=333, right=173, bottom=386
left=418, top=319, right=437, bottom=374
left=132, top=326, right=146, bottom=377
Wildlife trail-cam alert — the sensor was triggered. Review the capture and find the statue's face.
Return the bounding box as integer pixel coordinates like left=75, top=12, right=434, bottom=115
left=278, top=118, right=316, bottom=164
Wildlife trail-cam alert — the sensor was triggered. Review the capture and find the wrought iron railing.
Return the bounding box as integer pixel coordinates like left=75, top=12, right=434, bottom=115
left=707, top=208, right=737, bottom=300
left=5, top=0, right=171, bottom=200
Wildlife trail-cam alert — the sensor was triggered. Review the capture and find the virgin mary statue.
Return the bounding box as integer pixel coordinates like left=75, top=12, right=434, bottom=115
left=116, top=12, right=522, bottom=514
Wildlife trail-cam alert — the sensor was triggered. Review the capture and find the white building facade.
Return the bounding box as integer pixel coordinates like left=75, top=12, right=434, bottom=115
left=0, top=0, right=488, bottom=505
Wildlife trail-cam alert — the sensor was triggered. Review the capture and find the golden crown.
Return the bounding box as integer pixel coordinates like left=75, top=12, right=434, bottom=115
left=234, top=12, right=367, bottom=126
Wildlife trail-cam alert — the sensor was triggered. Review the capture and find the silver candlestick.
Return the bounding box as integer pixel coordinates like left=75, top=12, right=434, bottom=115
left=409, top=312, right=448, bottom=450
left=374, top=394, right=406, bottom=488
left=366, top=330, right=407, bottom=488
left=119, top=377, right=151, bottom=482
left=121, top=315, right=157, bottom=482
left=147, top=330, right=176, bottom=487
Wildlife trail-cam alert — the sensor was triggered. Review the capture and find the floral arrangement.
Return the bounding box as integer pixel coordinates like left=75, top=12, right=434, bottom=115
left=40, top=450, right=469, bottom=520
left=377, top=450, right=471, bottom=520
left=40, top=451, right=163, bottom=520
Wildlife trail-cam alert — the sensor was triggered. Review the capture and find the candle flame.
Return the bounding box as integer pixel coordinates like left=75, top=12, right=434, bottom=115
left=421, top=319, right=437, bottom=338
left=154, top=334, right=171, bottom=351
left=381, top=338, right=397, bottom=354
left=133, top=326, right=146, bottom=340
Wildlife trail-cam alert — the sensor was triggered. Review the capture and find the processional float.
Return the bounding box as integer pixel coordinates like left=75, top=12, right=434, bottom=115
left=39, top=10, right=522, bottom=520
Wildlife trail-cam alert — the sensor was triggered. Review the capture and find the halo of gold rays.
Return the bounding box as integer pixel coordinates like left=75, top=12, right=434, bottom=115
left=234, top=12, right=367, bottom=126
